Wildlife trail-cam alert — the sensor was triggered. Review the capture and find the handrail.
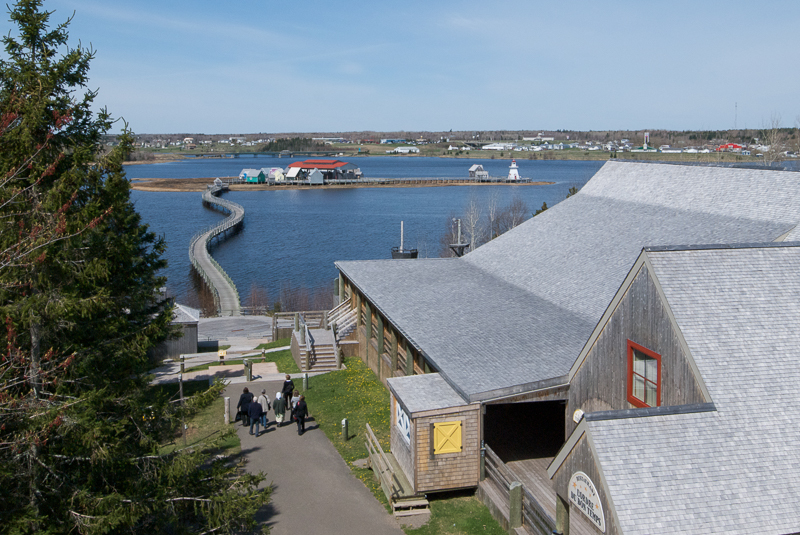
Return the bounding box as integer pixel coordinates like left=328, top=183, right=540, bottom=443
left=188, top=184, right=244, bottom=315
left=327, top=297, right=352, bottom=325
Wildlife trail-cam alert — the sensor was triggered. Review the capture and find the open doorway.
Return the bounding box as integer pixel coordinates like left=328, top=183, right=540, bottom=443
left=484, top=400, right=566, bottom=462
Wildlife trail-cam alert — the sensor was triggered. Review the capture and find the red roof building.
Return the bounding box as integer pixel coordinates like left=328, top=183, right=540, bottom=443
left=285, top=159, right=361, bottom=182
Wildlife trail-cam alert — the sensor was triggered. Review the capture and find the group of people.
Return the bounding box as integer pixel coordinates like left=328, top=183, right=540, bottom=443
left=236, top=374, right=309, bottom=436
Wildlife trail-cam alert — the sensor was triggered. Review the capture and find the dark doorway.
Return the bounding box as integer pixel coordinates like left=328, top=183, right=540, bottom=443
left=484, top=400, right=566, bottom=462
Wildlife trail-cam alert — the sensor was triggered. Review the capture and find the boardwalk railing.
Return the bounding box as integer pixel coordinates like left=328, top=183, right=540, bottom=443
left=188, top=184, right=244, bottom=316
left=483, top=445, right=555, bottom=535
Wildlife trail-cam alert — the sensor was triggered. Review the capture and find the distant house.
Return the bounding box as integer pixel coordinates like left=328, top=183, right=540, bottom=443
left=393, top=146, right=420, bottom=154
left=261, top=167, right=285, bottom=181
left=286, top=159, right=362, bottom=182
left=380, top=138, right=407, bottom=144
left=239, top=168, right=265, bottom=183
left=481, top=143, right=514, bottom=151
left=468, top=164, right=488, bottom=179
left=308, top=168, right=324, bottom=185
left=660, top=147, right=683, bottom=153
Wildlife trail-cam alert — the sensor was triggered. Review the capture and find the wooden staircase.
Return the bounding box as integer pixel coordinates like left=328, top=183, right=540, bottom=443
left=293, top=328, right=340, bottom=372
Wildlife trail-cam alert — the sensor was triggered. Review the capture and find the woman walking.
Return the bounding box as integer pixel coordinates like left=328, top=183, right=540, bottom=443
left=273, top=392, right=285, bottom=427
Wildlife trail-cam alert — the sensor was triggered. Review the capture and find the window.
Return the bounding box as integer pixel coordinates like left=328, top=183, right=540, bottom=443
left=432, top=421, right=462, bottom=454
left=627, top=340, right=661, bottom=408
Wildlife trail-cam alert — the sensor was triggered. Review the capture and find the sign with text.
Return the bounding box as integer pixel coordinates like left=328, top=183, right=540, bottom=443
left=568, top=471, right=605, bottom=532
left=395, top=399, right=411, bottom=444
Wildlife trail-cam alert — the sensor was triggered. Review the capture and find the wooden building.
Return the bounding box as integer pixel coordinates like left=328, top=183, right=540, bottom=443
left=151, top=303, right=199, bottom=360
left=548, top=243, right=800, bottom=534
left=334, top=161, right=800, bottom=534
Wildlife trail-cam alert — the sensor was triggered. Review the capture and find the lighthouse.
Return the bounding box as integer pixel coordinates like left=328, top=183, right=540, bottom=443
left=507, top=159, right=520, bottom=181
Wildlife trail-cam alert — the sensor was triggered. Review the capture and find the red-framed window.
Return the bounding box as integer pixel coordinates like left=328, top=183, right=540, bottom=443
left=627, top=340, right=661, bottom=408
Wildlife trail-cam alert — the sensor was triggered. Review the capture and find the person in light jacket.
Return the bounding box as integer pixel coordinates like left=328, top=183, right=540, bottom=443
left=256, top=390, right=270, bottom=428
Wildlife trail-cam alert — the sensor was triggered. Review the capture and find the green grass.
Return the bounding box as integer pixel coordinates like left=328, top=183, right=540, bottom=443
left=300, top=357, right=505, bottom=534
left=186, top=348, right=300, bottom=374
left=151, top=381, right=241, bottom=456
left=405, top=492, right=506, bottom=535
left=255, top=337, right=291, bottom=350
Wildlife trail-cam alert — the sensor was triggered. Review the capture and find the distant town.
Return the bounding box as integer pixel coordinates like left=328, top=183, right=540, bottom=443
left=112, top=127, right=798, bottom=167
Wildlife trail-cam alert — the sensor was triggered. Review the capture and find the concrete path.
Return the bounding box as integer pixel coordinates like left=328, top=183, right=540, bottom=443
left=224, top=380, right=405, bottom=535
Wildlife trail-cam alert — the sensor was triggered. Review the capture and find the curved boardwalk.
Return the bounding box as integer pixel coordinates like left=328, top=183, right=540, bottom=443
left=189, top=184, right=244, bottom=316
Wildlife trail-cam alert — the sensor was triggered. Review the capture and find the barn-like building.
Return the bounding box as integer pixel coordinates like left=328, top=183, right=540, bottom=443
left=331, top=161, right=800, bottom=534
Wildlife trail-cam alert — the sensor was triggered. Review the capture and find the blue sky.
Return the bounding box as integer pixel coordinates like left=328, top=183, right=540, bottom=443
left=4, top=0, right=799, bottom=134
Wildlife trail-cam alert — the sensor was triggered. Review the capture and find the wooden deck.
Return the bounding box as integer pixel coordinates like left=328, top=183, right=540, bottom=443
left=507, top=458, right=598, bottom=535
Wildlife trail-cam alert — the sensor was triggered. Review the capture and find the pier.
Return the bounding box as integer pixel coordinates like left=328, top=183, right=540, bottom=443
left=188, top=182, right=244, bottom=316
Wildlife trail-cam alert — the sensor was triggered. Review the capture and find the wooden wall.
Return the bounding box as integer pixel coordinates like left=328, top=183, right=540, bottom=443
left=567, top=266, right=705, bottom=436
left=152, top=323, right=197, bottom=360
left=414, top=406, right=481, bottom=493
left=354, top=286, right=423, bottom=384
left=390, top=394, right=415, bottom=489
left=552, top=434, right=618, bottom=535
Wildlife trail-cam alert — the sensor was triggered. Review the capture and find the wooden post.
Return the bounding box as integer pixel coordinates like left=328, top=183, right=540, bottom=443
left=556, top=494, right=569, bottom=535
left=224, top=396, right=231, bottom=425
left=341, top=418, right=349, bottom=441
left=391, top=330, right=398, bottom=374
left=244, top=359, right=252, bottom=382
left=509, top=481, right=523, bottom=530
left=294, top=312, right=300, bottom=332
left=339, top=275, right=345, bottom=303
left=404, top=340, right=413, bottom=376
left=365, top=301, right=372, bottom=339
left=356, top=293, right=362, bottom=327
left=180, top=355, right=185, bottom=374
left=376, top=314, right=384, bottom=376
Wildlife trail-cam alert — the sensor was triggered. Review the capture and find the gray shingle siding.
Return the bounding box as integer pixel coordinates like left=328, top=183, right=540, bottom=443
left=337, top=162, right=800, bottom=402
left=587, top=245, right=800, bottom=534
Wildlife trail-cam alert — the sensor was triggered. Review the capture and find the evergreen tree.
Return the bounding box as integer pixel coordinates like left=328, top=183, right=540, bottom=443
left=0, top=1, right=268, bottom=532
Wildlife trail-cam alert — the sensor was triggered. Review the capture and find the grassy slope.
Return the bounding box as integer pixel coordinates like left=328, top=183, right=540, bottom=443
left=301, top=357, right=505, bottom=534
left=187, top=347, right=300, bottom=374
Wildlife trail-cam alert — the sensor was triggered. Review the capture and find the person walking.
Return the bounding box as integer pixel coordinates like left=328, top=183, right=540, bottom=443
left=281, top=374, right=294, bottom=401
left=256, top=389, right=271, bottom=429
left=248, top=397, right=263, bottom=436
left=236, top=387, right=254, bottom=427
left=294, top=395, right=308, bottom=435
left=273, top=392, right=285, bottom=427
left=290, top=389, right=300, bottom=421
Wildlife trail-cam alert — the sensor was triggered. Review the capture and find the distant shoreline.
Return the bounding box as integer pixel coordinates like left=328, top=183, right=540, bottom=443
left=130, top=177, right=555, bottom=192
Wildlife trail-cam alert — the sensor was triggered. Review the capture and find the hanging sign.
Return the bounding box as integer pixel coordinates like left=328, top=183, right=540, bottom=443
left=395, top=399, right=411, bottom=444
left=568, top=471, right=605, bottom=533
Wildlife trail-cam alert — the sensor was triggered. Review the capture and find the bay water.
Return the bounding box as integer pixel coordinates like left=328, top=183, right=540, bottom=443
left=129, top=157, right=603, bottom=310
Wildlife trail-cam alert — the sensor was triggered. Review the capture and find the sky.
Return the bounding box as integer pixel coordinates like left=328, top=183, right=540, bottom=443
left=3, top=0, right=799, bottom=134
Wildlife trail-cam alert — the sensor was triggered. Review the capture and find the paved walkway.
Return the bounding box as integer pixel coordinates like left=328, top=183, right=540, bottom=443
left=224, top=380, right=405, bottom=535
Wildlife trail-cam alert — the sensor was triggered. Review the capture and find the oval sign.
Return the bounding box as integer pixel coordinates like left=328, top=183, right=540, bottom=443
left=568, top=471, right=605, bottom=532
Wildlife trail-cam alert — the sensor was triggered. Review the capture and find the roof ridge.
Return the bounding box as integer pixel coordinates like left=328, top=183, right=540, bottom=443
left=644, top=241, right=800, bottom=253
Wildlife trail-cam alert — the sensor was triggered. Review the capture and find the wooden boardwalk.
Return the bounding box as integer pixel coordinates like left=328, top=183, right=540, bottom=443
left=188, top=184, right=244, bottom=316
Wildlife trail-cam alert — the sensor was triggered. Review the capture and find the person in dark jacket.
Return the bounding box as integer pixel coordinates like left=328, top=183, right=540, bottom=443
left=237, top=387, right=254, bottom=427
left=294, top=395, right=308, bottom=435
left=248, top=398, right=263, bottom=436
left=281, top=374, right=294, bottom=401
left=273, top=392, right=286, bottom=427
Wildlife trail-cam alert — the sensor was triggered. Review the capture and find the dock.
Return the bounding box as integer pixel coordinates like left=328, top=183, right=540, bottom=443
left=188, top=183, right=244, bottom=316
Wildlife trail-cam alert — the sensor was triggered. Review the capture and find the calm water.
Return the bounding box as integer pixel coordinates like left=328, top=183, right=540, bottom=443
left=129, top=157, right=603, bottom=309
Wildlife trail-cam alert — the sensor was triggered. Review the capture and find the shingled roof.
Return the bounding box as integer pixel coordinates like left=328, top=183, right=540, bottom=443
left=336, top=162, right=800, bottom=402
left=583, top=244, right=800, bottom=534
